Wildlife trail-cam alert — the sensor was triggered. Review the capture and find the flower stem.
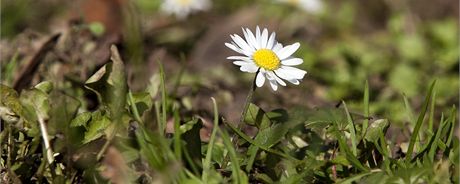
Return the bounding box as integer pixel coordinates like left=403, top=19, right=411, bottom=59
left=222, top=73, right=257, bottom=169
left=238, top=75, right=257, bottom=127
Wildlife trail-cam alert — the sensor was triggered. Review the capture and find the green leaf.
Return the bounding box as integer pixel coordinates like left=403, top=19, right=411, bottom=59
left=0, top=84, right=22, bottom=121
left=244, top=103, right=272, bottom=129
left=179, top=118, right=200, bottom=134
left=20, top=88, right=50, bottom=121
left=70, top=112, right=92, bottom=127
left=331, top=155, right=351, bottom=166
left=129, top=92, right=153, bottom=116
left=85, top=64, right=108, bottom=104
left=364, top=119, right=389, bottom=143
left=246, top=118, right=294, bottom=172
left=34, top=81, right=53, bottom=94
left=83, top=111, right=111, bottom=144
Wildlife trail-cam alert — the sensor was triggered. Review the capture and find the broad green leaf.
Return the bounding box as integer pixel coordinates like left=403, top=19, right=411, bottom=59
left=107, top=45, right=127, bottom=123
left=0, top=84, right=22, bottom=122
left=246, top=121, right=292, bottom=172
left=179, top=118, right=200, bottom=134
left=244, top=103, right=272, bottom=129
left=34, top=81, right=53, bottom=94
left=70, top=112, right=92, bottom=127
left=364, top=119, right=389, bottom=143
left=83, top=111, right=111, bottom=144
left=331, top=155, right=350, bottom=166
left=146, top=72, right=161, bottom=98
left=20, top=88, right=50, bottom=121
left=129, top=92, right=153, bottom=116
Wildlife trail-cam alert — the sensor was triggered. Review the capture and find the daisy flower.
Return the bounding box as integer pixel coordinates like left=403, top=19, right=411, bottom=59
left=225, top=27, right=307, bottom=91
left=161, top=0, right=211, bottom=19
left=276, top=0, right=323, bottom=14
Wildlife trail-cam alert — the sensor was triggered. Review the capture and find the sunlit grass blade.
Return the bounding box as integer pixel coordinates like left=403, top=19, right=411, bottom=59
left=159, top=61, right=167, bottom=136
left=336, top=132, right=369, bottom=172
left=405, top=80, right=436, bottom=162
left=343, top=101, right=357, bottom=156
left=428, top=113, right=445, bottom=161
left=218, top=128, right=245, bottom=184
left=203, top=97, right=220, bottom=183
left=128, top=90, right=143, bottom=124
left=427, top=90, right=437, bottom=135
left=173, top=106, right=182, bottom=159
left=362, top=80, right=369, bottom=138
left=445, top=105, right=456, bottom=146
left=338, top=170, right=381, bottom=184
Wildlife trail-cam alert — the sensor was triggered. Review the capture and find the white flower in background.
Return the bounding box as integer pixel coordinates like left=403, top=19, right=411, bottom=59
left=276, top=0, right=323, bottom=14
left=161, top=0, right=211, bottom=19
left=225, top=27, right=307, bottom=91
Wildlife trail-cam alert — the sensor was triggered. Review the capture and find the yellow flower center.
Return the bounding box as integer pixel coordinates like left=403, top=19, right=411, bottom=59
left=253, top=49, right=281, bottom=71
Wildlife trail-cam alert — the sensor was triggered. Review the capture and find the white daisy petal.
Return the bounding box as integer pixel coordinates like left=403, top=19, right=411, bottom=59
left=281, top=58, right=303, bottom=66
left=256, top=70, right=266, bottom=87
left=240, top=63, right=259, bottom=73
left=241, top=28, right=255, bottom=50
left=274, top=69, right=301, bottom=85
left=227, top=56, right=252, bottom=63
left=273, top=42, right=283, bottom=52
left=245, top=28, right=258, bottom=49
left=279, top=66, right=307, bottom=79
left=226, top=42, right=252, bottom=56
left=276, top=42, right=300, bottom=60
left=261, top=28, right=269, bottom=48
left=266, top=32, right=276, bottom=49
left=256, top=26, right=261, bottom=48
left=233, top=61, right=250, bottom=66
left=268, top=71, right=286, bottom=86
left=268, top=77, right=278, bottom=91
left=231, top=34, right=255, bottom=52
left=225, top=43, right=243, bottom=54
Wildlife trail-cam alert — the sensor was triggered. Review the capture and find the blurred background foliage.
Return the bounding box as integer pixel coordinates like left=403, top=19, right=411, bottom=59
left=0, top=0, right=458, bottom=183
left=2, top=0, right=457, bottom=125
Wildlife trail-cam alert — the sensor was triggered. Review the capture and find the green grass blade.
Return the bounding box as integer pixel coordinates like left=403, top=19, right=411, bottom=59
left=445, top=105, right=456, bottom=146
left=159, top=61, right=167, bottom=136
left=173, top=106, right=182, bottom=159
left=218, top=128, right=244, bottom=184
left=363, top=80, right=369, bottom=138
left=405, top=80, right=436, bottom=162
left=336, top=132, right=369, bottom=172
left=403, top=94, right=415, bottom=123
left=128, top=90, right=144, bottom=124
left=343, top=101, right=357, bottom=156
left=338, top=170, right=381, bottom=184
left=428, top=113, right=445, bottom=161
left=428, top=90, right=437, bottom=135
left=202, top=98, right=220, bottom=183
